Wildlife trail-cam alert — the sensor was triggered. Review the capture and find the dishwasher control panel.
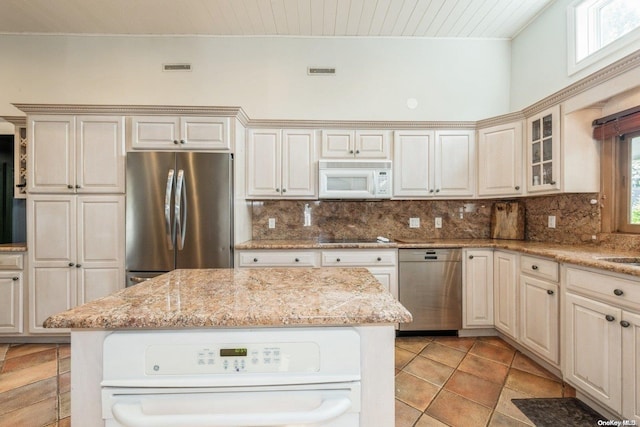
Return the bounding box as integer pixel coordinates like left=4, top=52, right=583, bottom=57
left=145, top=342, right=320, bottom=375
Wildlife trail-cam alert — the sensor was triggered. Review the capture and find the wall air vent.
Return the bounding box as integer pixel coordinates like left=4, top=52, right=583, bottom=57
left=307, top=67, right=336, bottom=76
left=163, top=63, right=192, bottom=72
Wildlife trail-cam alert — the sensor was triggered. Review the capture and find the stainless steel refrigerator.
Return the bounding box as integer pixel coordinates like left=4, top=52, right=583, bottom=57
left=125, top=152, right=233, bottom=286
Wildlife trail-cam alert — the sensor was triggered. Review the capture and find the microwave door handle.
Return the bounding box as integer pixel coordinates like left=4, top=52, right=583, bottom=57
left=164, top=169, right=175, bottom=250
left=175, top=169, right=187, bottom=250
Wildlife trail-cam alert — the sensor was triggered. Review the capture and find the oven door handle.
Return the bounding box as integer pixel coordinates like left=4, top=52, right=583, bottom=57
left=112, top=396, right=351, bottom=426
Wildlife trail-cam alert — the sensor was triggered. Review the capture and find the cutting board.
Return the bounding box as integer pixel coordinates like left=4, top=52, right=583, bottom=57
left=490, top=201, right=525, bottom=240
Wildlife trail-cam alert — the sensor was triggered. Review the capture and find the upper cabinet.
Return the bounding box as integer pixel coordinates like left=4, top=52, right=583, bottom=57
left=393, top=129, right=475, bottom=198
left=130, top=116, right=231, bottom=150
left=28, top=115, right=125, bottom=194
left=246, top=129, right=317, bottom=199
left=321, top=130, right=390, bottom=159
left=526, top=106, right=560, bottom=193
left=478, top=121, right=523, bottom=197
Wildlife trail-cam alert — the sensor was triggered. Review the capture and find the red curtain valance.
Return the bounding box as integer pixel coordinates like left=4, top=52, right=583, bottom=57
left=593, top=105, right=640, bottom=139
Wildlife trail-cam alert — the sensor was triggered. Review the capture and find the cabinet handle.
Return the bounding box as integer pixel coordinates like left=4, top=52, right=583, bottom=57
left=532, top=265, right=539, bottom=270
left=336, top=258, right=341, bottom=262
left=550, top=180, right=556, bottom=185
left=180, top=139, right=185, bottom=144
left=547, top=289, right=554, bottom=295
left=377, top=257, right=382, bottom=261
left=67, top=184, right=73, bottom=189
left=614, top=289, right=624, bottom=296
left=75, top=184, right=81, bottom=189
left=68, top=262, right=75, bottom=267
left=295, top=258, right=300, bottom=262
left=468, top=255, right=474, bottom=259
left=605, top=314, right=615, bottom=322
left=173, top=140, right=179, bottom=144
left=12, top=277, right=18, bottom=281
left=253, top=258, right=258, bottom=262
left=515, top=186, right=520, bottom=190
left=621, top=320, right=631, bottom=328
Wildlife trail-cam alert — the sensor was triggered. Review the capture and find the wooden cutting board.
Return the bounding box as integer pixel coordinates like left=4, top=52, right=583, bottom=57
left=490, top=201, right=525, bottom=240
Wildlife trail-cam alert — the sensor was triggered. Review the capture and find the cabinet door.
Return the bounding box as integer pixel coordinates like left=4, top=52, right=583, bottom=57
left=565, top=292, right=621, bottom=412
left=130, top=116, right=181, bottom=149
left=181, top=117, right=230, bottom=150
left=527, top=105, right=561, bottom=193
left=355, top=130, right=390, bottom=159
left=321, top=130, right=355, bottom=158
left=30, top=267, right=75, bottom=333
left=246, top=129, right=281, bottom=197
left=0, top=272, right=22, bottom=333
left=78, top=267, right=122, bottom=305
left=493, top=251, right=518, bottom=339
left=463, top=249, right=494, bottom=327
left=434, top=130, right=475, bottom=197
left=76, top=116, right=125, bottom=193
left=478, top=122, right=523, bottom=197
left=622, top=310, right=640, bottom=423
left=368, top=266, right=397, bottom=299
left=519, top=275, right=559, bottom=364
left=28, top=115, right=75, bottom=193
left=281, top=130, right=317, bottom=197
left=28, top=195, right=76, bottom=268
left=393, top=131, right=434, bottom=197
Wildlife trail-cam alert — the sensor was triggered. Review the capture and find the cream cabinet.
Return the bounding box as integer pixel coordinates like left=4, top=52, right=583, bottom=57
left=393, top=130, right=475, bottom=198
left=237, top=250, right=319, bottom=267
left=130, top=116, right=230, bottom=150
left=564, top=266, right=640, bottom=421
left=28, top=115, right=125, bottom=194
left=0, top=253, right=24, bottom=334
left=321, top=130, right=390, bottom=159
left=526, top=106, right=561, bottom=193
left=28, top=195, right=124, bottom=333
left=477, top=121, right=523, bottom=197
left=246, top=129, right=317, bottom=199
left=493, top=250, right=518, bottom=339
left=463, top=249, right=494, bottom=328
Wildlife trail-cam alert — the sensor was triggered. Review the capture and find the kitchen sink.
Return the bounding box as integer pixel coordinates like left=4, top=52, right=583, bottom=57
left=596, top=257, right=640, bottom=266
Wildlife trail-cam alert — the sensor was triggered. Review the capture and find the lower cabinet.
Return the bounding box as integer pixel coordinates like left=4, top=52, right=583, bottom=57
left=463, top=249, right=494, bottom=328
left=519, top=274, right=559, bottom=364
left=0, top=253, right=24, bottom=334
left=493, top=251, right=518, bottom=339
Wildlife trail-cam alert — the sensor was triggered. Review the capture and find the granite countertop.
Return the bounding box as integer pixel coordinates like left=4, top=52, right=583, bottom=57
left=235, top=239, right=640, bottom=278
left=43, top=267, right=412, bottom=329
left=0, top=243, right=27, bottom=252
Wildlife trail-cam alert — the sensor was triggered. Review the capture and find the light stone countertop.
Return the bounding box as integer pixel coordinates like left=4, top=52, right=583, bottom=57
left=43, top=267, right=413, bottom=329
left=0, top=243, right=27, bottom=252
left=236, top=239, right=640, bottom=278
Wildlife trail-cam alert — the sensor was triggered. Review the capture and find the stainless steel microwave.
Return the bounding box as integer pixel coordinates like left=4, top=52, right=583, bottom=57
left=318, top=160, right=392, bottom=199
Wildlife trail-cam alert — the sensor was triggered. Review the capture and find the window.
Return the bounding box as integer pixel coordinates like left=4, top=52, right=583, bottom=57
left=616, top=132, right=640, bottom=232
left=568, top=0, right=640, bottom=75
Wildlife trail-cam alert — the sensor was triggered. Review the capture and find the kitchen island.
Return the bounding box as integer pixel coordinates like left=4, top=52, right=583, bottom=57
left=44, top=267, right=412, bottom=426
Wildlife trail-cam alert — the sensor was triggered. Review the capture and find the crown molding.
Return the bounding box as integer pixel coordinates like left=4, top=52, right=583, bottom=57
left=0, top=116, right=26, bottom=126
left=475, top=111, right=526, bottom=129
left=246, top=119, right=477, bottom=129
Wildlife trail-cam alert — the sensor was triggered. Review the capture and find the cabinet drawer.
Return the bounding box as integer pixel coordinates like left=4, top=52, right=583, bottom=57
left=0, top=254, right=23, bottom=270
left=238, top=251, right=317, bottom=267
left=520, top=255, right=558, bottom=282
left=565, top=266, right=640, bottom=312
left=321, top=250, right=396, bottom=267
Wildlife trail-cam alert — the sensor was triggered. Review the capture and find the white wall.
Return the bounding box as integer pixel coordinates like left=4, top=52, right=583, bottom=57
left=511, top=0, right=640, bottom=111
left=0, top=35, right=511, bottom=121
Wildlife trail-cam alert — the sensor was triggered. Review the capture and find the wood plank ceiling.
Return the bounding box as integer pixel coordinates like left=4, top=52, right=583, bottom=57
left=0, top=0, right=554, bottom=38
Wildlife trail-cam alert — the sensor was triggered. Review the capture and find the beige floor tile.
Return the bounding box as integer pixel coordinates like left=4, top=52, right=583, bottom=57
left=59, top=391, right=71, bottom=419
left=494, top=387, right=535, bottom=425
left=426, top=388, right=492, bottom=427
left=563, top=382, right=577, bottom=398
left=444, top=370, right=502, bottom=409
left=469, top=341, right=516, bottom=366
left=431, top=336, right=477, bottom=352
left=420, top=342, right=467, bottom=368
left=395, top=336, right=433, bottom=354
left=58, top=344, right=71, bottom=359
left=395, top=347, right=416, bottom=370
left=489, top=410, right=533, bottom=426
left=505, top=368, right=563, bottom=398
left=478, top=336, right=515, bottom=351
left=0, top=396, right=57, bottom=426
left=1, top=348, right=57, bottom=374
left=511, top=352, right=560, bottom=381
left=457, top=353, right=510, bottom=385
left=404, top=355, right=454, bottom=387
left=0, top=359, right=58, bottom=393
left=395, top=399, right=423, bottom=427
left=0, top=345, right=8, bottom=362
left=5, top=344, right=57, bottom=360
left=0, top=377, right=57, bottom=416
left=59, top=371, right=71, bottom=394
left=58, top=356, right=70, bottom=374
left=395, top=371, right=440, bottom=411
left=415, top=413, right=450, bottom=426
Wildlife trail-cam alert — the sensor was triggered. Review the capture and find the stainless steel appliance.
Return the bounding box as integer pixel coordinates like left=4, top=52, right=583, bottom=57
left=101, top=328, right=361, bottom=426
left=126, top=152, right=233, bottom=286
left=398, top=248, right=462, bottom=331
left=319, top=160, right=391, bottom=199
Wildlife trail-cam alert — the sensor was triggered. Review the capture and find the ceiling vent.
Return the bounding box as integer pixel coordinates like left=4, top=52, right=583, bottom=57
left=163, top=63, right=192, bottom=72
left=308, top=67, right=336, bottom=76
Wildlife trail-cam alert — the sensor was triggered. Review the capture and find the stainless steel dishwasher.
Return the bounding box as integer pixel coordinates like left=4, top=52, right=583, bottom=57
left=398, top=248, right=462, bottom=332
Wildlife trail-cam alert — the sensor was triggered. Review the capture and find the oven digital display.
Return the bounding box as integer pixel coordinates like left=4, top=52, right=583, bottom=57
left=220, top=348, right=248, bottom=357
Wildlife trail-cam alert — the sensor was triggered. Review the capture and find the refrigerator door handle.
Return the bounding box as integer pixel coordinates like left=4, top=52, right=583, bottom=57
left=165, top=169, right=175, bottom=250
left=175, top=169, right=187, bottom=250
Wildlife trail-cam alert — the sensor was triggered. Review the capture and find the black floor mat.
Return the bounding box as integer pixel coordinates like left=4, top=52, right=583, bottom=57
left=511, top=398, right=606, bottom=426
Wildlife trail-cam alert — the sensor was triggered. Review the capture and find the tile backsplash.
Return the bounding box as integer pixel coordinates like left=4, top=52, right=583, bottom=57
left=251, top=193, right=603, bottom=245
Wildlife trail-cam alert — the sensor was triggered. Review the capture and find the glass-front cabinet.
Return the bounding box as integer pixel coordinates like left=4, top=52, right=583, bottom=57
left=527, top=105, right=560, bottom=193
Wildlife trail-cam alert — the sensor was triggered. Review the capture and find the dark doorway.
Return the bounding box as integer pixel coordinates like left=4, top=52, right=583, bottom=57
left=0, top=134, right=26, bottom=244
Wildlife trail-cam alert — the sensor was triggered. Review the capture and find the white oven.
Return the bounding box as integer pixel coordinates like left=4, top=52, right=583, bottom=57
left=101, top=328, right=361, bottom=427
left=319, top=160, right=392, bottom=199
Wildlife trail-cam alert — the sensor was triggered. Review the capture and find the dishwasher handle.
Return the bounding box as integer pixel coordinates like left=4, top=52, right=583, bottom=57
left=111, top=396, right=351, bottom=427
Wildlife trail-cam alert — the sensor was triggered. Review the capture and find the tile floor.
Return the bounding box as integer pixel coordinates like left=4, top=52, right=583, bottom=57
left=0, top=336, right=576, bottom=426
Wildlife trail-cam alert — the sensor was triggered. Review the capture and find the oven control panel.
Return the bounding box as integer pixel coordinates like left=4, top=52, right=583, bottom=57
left=145, top=342, right=320, bottom=375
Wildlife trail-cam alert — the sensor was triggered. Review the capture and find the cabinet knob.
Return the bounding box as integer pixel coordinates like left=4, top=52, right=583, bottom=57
left=180, top=139, right=185, bottom=144
left=68, top=262, right=75, bottom=267
left=253, top=258, right=258, bottom=262
left=294, top=258, right=300, bottom=262
left=76, top=264, right=82, bottom=268
left=429, top=189, right=434, bottom=193
left=621, top=320, right=631, bottom=328
left=377, top=257, right=382, bottom=261
left=515, top=186, right=520, bottom=190
left=282, top=188, right=287, bottom=193
left=605, top=314, right=615, bottom=322
left=349, top=150, right=354, bottom=154
left=531, top=265, right=539, bottom=270
left=547, top=289, right=554, bottom=295
left=355, top=150, right=360, bottom=154
left=12, top=276, right=18, bottom=281
left=336, top=258, right=341, bottom=262
left=468, top=255, right=474, bottom=259
left=550, top=180, right=556, bottom=185
left=67, top=185, right=73, bottom=189
left=75, top=185, right=81, bottom=189
left=275, top=188, right=280, bottom=193
left=435, top=189, right=440, bottom=193
left=614, top=289, right=624, bottom=296
left=173, top=140, right=179, bottom=144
